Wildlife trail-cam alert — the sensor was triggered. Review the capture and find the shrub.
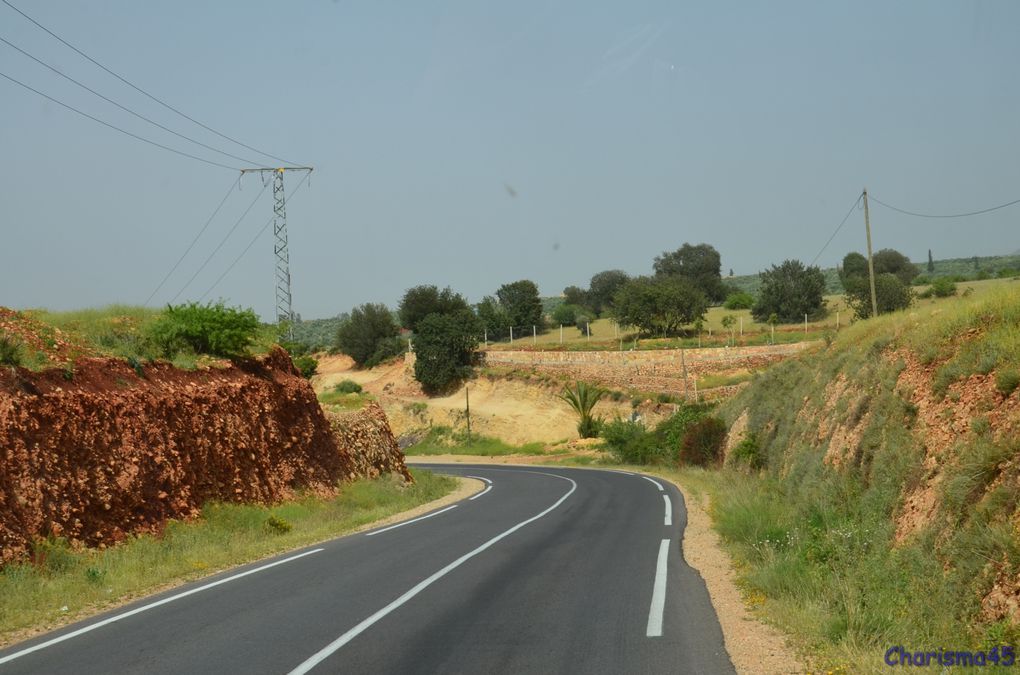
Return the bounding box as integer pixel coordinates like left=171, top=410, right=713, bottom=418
left=680, top=417, right=727, bottom=466
left=334, top=379, right=363, bottom=394
left=656, top=404, right=710, bottom=457
left=147, top=302, right=260, bottom=359
left=575, top=315, right=592, bottom=333
left=364, top=336, right=406, bottom=368
left=723, top=291, right=755, bottom=310
left=292, top=355, right=318, bottom=379
left=931, top=277, right=957, bottom=298
left=996, top=370, right=1020, bottom=397
left=264, top=515, right=292, bottom=534
left=0, top=333, right=23, bottom=366
left=732, top=433, right=766, bottom=470
left=601, top=419, right=662, bottom=464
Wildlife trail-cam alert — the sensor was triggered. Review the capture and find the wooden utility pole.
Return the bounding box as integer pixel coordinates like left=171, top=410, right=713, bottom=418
left=862, top=188, right=879, bottom=318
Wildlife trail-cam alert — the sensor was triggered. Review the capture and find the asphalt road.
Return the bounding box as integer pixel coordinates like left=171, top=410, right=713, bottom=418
left=0, top=465, right=735, bottom=674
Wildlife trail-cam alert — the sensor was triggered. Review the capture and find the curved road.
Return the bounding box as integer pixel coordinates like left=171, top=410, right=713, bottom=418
left=0, top=465, right=734, bottom=674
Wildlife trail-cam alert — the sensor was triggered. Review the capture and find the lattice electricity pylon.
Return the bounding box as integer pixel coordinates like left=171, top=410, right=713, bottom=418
left=239, top=166, right=312, bottom=331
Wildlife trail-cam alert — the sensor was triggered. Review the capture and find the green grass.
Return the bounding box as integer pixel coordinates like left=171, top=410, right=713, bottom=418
left=404, top=426, right=548, bottom=456
left=0, top=469, right=455, bottom=643
left=317, top=390, right=374, bottom=410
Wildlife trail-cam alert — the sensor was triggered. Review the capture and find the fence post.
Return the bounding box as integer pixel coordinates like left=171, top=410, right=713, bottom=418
left=533, top=325, right=537, bottom=345
left=510, top=326, right=514, bottom=344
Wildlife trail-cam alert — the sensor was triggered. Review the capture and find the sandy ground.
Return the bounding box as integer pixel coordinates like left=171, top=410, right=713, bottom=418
left=313, top=354, right=674, bottom=445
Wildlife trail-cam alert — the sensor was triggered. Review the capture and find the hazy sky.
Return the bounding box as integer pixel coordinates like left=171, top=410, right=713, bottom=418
left=3, top=1, right=1019, bottom=320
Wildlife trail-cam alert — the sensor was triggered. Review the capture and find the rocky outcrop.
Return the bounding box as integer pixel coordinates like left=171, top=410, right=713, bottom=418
left=0, top=348, right=409, bottom=564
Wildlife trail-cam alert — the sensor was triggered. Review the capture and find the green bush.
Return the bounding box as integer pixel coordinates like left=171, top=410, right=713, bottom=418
left=0, top=333, right=23, bottom=366
left=147, top=302, right=259, bottom=359
left=655, top=404, right=710, bottom=456
left=931, top=277, right=957, bottom=298
left=334, top=379, right=363, bottom=394
left=995, top=370, right=1020, bottom=397
left=575, top=315, right=593, bottom=333
left=601, top=420, right=664, bottom=464
left=723, top=291, right=755, bottom=310
left=264, top=515, right=293, bottom=535
left=292, top=355, right=318, bottom=379
left=365, top=336, right=406, bottom=368
left=731, top=433, right=765, bottom=470
left=679, top=416, right=727, bottom=466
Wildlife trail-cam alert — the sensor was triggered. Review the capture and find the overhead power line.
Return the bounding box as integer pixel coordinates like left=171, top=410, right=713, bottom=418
left=200, top=170, right=313, bottom=302
left=0, top=69, right=238, bottom=170
left=144, top=178, right=239, bottom=307
left=169, top=179, right=270, bottom=303
left=1, top=0, right=298, bottom=167
left=0, top=34, right=269, bottom=167
left=809, top=193, right=864, bottom=266
left=869, top=194, right=1020, bottom=219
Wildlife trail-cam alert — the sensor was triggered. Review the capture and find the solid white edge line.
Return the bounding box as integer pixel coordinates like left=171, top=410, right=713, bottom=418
left=663, top=494, right=672, bottom=527
left=646, top=539, right=670, bottom=637
left=287, top=473, right=578, bottom=675
left=641, top=475, right=664, bottom=491
left=465, top=475, right=493, bottom=485
left=468, top=485, right=492, bottom=501
left=0, top=548, right=324, bottom=666
left=364, top=504, right=458, bottom=537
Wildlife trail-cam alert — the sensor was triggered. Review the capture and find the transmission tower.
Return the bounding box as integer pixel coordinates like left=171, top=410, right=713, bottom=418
left=239, top=166, right=312, bottom=330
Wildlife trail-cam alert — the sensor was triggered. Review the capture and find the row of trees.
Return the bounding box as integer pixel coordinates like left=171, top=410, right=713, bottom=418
left=335, top=280, right=548, bottom=394
left=333, top=245, right=922, bottom=395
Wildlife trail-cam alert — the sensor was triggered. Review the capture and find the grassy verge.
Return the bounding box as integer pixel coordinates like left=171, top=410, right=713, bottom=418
left=0, top=468, right=455, bottom=644
left=404, top=426, right=549, bottom=456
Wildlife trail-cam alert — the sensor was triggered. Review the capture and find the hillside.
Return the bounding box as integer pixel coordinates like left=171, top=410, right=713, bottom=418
left=704, top=282, right=1020, bottom=670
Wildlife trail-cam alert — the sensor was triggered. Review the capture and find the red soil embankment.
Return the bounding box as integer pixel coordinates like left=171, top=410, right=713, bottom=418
left=0, top=347, right=409, bottom=564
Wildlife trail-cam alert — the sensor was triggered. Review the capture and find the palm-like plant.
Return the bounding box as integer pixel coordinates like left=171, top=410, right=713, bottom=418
left=559, top=381, right=606, bottom=438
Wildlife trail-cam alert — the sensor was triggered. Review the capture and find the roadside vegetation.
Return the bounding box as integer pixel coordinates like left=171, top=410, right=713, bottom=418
left=4, top=302, right=314, bottom=375
left=0, top=469, right=455, bottom=644
left=403, top=426, right=547, bottom=456
left=672, top=285, right=1020, bottom=671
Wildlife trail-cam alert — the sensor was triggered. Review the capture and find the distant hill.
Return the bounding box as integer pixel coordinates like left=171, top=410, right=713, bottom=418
left=290, top=316, right=345, bottom=351
left=728, top=253, right=1020, bottom=297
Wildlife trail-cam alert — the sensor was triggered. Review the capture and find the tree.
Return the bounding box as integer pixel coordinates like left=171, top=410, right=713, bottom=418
left=840, top=247, right=916, bottom=318
left=720, top=314, right=736, bottom=346
left=586, top=270, right=629, bottom=316
left=613, top=276, right=708, bottom=336
left=844, top=274, right=912, bottom=319
left=873, top=249, right=918, bottom=285
left=559, top=381, right=606, bottom=438
left=751, top=260, right=826, bottom=323
left=335, top=303, right=400, bottom=366
left=496, top=280, right=543, bottom=331
left=562, top=285, right=588, bottom=308
left=413, top=309, right=483, bottom=394
left=927, top=249, right=935, bottom=273
left=552, top=303, right=580, bottom=326
left=840, top=252, right=869, bottom=284
left=398, top=285, right=469, bottom=332
left=653, top=243, right=725, bottom=303
left=476, top=295, right=510, bottom=338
